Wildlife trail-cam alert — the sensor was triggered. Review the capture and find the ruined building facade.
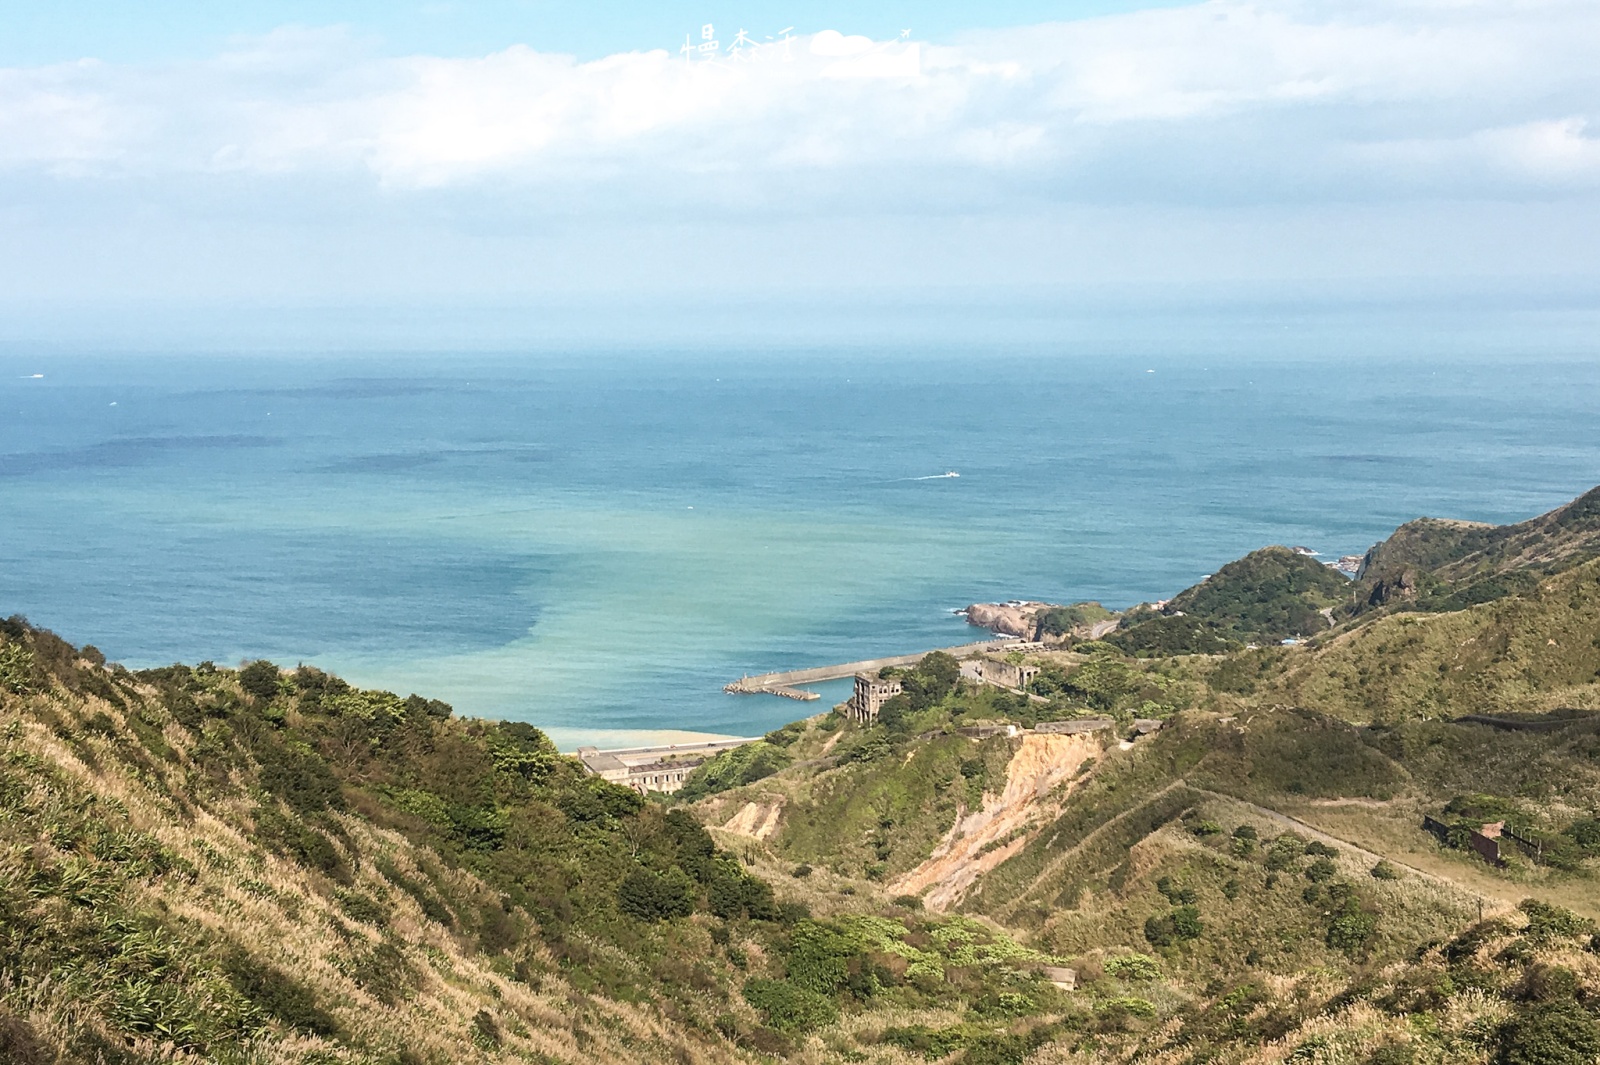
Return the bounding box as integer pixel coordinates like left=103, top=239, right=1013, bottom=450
left=959, top=658, right=1041, bottom=691
left=847, top=673, right=902, bottom=723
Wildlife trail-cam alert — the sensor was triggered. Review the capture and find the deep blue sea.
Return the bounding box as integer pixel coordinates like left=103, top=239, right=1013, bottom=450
left=3, top=349, right=1597, bottom=748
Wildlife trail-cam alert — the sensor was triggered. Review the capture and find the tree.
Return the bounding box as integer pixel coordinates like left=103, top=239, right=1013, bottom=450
left=902, top=652, right=959, bottom=710
left=239, top=659, right=281, bottom=702
left=617, top=869, right=694, bottom=921
left=1170, top=905, right=1204, bottom=940
left=876, top=695, right=912, bottom=735
left=1326, top=900, right=1379, bottom=954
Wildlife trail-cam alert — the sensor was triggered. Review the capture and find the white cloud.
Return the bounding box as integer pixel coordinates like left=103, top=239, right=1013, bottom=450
left=0, top=1, right=1596, bottom=204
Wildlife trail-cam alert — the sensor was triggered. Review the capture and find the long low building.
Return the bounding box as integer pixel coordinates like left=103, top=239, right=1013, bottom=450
left=576, top=738, right=756, bottom=795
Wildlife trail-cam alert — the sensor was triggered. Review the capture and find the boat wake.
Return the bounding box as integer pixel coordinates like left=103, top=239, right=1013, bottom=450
left=895, top=471, right=960, bottom=482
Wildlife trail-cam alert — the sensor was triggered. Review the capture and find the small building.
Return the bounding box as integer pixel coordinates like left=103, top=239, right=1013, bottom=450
left=1422, top=815, right=1508, bottom=867
left=576, top=738, right=754, bottom=795
left=848, top=672, right=903, bottom=723
left=575, top=746, right=632, bottom=787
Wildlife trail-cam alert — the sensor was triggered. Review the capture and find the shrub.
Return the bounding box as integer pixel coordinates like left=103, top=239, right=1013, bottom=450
left=345, top=941, right=419, bottom=1005
left=879, top=1024, right=967, bottom=1059
left=335, top=888, right=391, bottom=927
left=1519, top=899, right=1596, bottom=945
left=471, top=1010, right=501, bottom=1050
left=1170, top=906, right=1204, bottom=940
left=0, top=643, right=37, bottom=694
left=402, top=693, right=454, bottom=719
left=1146, top=906, right=1203, bottom=947
left=1565, top=818, right=1600, bottom=854
left=708, top=866, right=779, bottom=921
left=1371, top=860, right=1402, bottom=881
left=1266, top=834, right=1306, bottom=871
left=1306, top=858, right=1337, bottom=883
left=1495, top=1001, right=1600, bottom=1065
left=1521, top=965, right=1579, bottom=1003
left=238, top=660, right=281, bottom=702
left=764, top=722, right=805, bottom=748
left=741, top=979, right=837, bottom=1033
left=1326, top=901, right=1379, bottom=954
left=1156, top=877, right=1198, bottom=905
left=1104, top=954, right=1161, bottom=982
left=617, top=869, right=694, bottom=921
left=1096, top=996, right=1157, bottom=1019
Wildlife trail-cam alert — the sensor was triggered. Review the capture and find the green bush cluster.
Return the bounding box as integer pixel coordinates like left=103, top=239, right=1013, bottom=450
left=676, top=741, right=792, bottom=802
left=1035, top=602, right=1113, bottom=638
left=1030, top=656, right=1184, bottom=717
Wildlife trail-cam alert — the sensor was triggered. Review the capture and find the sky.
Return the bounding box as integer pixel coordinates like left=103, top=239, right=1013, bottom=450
left=2, top=0, right=1598, bottom=347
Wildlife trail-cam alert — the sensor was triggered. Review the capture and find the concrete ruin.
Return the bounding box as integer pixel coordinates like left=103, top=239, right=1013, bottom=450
left=847, top=673, right=903, bottom=723
left=959, top=658, right=1041, bottom=692
left=576, top=738, right=754, bottom=795
left=1034, top=717, right=1116, bottom=736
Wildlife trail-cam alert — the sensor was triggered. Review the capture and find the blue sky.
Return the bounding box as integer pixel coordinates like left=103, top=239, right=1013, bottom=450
left=2, top=0, right=1597, bottom=346
left=3, top=2, right=1182, bottom=63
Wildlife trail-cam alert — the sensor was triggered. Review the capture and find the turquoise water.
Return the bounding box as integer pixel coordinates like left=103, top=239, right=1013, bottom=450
left=2, top=350, right=1597, bottom=748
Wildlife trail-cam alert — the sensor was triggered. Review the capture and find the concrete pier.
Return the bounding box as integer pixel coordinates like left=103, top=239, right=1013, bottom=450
left=724, top=639, right=1027, bottom=698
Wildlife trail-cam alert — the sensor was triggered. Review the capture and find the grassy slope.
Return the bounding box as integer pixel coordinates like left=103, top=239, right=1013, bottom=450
left=1257, top=557, right=1600, bottom=722
left=1351, top=484, right=1600, bottom=614
left=0, top=622, right=794, bottom=1065
left=0, top=623, right=1117, bottom=1065
left=694, top=486, right=1600, bottom=1055
left=706, top=703, right=1600, bottom=1063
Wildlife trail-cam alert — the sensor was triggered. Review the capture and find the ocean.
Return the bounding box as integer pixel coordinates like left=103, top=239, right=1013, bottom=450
left=3, top=348, right=1597, bottom=748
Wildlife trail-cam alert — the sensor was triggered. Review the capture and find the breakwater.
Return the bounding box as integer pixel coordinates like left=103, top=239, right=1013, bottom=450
left=724, top=639, right=1027, bottom=697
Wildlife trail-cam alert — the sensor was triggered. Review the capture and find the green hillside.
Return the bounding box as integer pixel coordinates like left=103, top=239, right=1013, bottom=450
left=1109, top=547, right=1352, bottom=655
left=1228, top=555, right=1600, bottom=722
left=8, top=483, right=1600, bottom=1064
left=1352, top=485, right=1600, bottom=614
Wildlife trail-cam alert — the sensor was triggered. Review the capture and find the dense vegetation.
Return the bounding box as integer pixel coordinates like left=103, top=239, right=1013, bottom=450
left=0, top=618, right=795, bottom=1063
left=1350, top=484, right=1600, bottom=618
left=1032, top=602, right=1113, bottom=639
left=6, top=483, right=1600, bottom=1064
left=1108, top=547, right=1352, bottom=655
